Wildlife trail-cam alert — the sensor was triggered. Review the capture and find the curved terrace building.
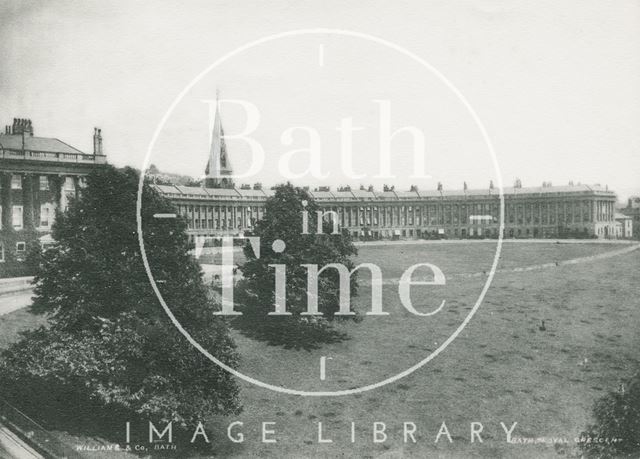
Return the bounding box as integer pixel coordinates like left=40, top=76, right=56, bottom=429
left=153, top=108, right=618, bottom=242
left=154, top=182, right=618, bottom=242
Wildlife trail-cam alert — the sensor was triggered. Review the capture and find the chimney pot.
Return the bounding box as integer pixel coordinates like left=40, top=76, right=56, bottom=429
left=93, top=126, right=103, bottom=155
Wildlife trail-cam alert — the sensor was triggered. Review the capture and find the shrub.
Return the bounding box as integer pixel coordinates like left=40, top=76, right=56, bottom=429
left=579, top=371, right=640, bottom=458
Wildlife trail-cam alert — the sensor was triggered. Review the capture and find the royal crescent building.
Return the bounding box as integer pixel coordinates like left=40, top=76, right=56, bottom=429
left=152, top=109, right=619, bottom=243
left=155, top=182, right=618, bottom=243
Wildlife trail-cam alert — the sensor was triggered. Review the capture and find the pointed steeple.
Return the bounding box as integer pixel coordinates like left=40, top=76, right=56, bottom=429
left=204, top=93, right=234, bottom=188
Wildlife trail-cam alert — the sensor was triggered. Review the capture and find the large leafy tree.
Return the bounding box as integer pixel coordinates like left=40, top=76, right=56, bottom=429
left=235, top=184, right=359, bottom=349
left=0, top=166, right=240, bottom=439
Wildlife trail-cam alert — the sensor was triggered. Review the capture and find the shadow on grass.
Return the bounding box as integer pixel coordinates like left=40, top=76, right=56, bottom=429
left=231, top=314, right=349, bottom=351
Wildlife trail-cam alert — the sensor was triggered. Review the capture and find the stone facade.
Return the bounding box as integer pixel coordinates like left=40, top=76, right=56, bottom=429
left=614, top=213, right=633, bottom=239
left=0, top=119, right=107, bottom=276
left=154, top=183, right=618, bottom=242
left=620, top=197, right=640, bottom=240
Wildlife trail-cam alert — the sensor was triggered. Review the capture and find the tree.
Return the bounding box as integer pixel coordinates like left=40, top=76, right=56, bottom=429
left=234, top=183, right=360, bottom=349
left=0, top=166, right=241, bottom=441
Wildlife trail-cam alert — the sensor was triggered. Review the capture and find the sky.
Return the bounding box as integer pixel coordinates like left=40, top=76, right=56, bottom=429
left=1, top=0, right=639, bottom=201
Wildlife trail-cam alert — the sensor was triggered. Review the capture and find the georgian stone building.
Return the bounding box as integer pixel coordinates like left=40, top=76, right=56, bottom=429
left=154, top=108, right=618, bottom=242
left=0, top=118, right=106, bottom=276
left=155, top=182, right=618, bottom=242
left=620, top=197, right=640, bottom=240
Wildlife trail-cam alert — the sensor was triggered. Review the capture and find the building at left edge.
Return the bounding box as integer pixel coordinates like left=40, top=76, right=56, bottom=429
left=0, top=118, right=107, bottom=277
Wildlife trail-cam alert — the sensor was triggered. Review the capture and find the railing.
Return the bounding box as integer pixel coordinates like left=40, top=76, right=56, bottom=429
left=0, top=149, right=106, bottom=165
left=0, top=398, right=84, bottom=458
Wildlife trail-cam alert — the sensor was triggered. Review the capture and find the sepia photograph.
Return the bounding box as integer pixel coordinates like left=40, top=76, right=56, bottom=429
left=0, top=1, right=639, bottom=458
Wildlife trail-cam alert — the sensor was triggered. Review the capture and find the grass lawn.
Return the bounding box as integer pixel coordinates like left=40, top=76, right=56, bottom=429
left=212, top=241, right=640, bottom=458
left=0, top=307, right=48, bottom=349
left=0, top=241, right=638, bottom=458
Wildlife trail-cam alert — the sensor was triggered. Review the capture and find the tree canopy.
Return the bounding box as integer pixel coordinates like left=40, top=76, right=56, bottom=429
left=0, top=165, right=241, bottom=439
left=234, top=183, right=360, bottom=349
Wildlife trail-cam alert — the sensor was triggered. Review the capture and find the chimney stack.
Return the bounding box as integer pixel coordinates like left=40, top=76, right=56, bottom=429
left=93, top=127, right=103, bottom=155
left=11, top=118, right=33, bottom=136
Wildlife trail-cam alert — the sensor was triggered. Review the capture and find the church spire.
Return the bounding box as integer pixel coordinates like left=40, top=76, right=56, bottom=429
left=204, top=93, right=234, bottom=188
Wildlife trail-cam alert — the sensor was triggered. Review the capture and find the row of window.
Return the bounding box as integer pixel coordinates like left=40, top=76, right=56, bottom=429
left=178, top=200, right=614, bottom=231
left=177, top=205, right=261, bottom=231
left=323, top=202, right=605, bottom=228
left=189, top=218, right=247, bottom=230
left=5, top=174, right=78, bottom=191
left=350, top=226, right=593, bottom=239
left=0, top=204, right=53, bottom=230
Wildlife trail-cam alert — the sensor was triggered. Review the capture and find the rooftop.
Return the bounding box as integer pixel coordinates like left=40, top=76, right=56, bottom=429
left=0, top=118, right=106, bottom=165
left=154, top=183, right=616, bottom=201
left=0, top=134, right=84, bottom=155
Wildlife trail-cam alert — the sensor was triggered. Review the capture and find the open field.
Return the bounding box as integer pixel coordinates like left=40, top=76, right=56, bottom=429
left=219, top=241, right=640, bottom=458
left=0, top=241, right=638, bottom=458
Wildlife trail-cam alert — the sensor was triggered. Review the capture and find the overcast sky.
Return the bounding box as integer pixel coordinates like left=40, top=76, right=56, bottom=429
left=1, top=0, right=639, bottom=200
